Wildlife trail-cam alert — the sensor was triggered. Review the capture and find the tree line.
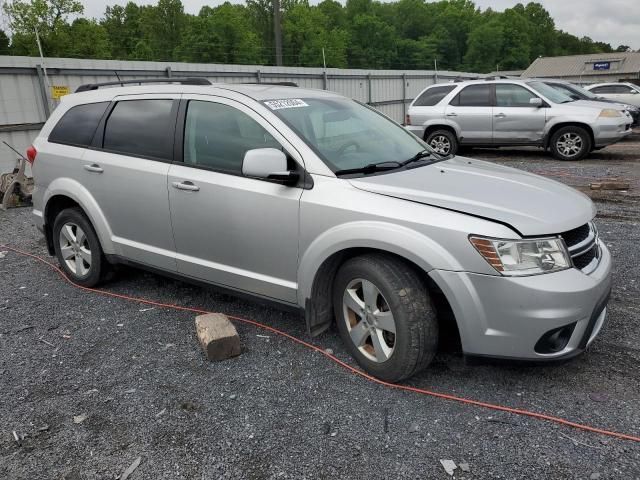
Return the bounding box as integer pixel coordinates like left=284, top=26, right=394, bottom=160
left=1, top=0, right=632, bottom=73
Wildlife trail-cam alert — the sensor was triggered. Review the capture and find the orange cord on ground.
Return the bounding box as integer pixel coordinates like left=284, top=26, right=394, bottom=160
left=2, top=243, right=639, bottom=444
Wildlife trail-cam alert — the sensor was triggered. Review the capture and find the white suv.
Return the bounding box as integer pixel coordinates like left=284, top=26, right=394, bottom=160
left=406, top=79, right=632, bottom=160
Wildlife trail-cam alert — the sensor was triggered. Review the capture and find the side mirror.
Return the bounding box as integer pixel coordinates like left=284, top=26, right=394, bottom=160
left=529, top=97, right=543, bottom=107
left=242, top=148, right=299, bottom=185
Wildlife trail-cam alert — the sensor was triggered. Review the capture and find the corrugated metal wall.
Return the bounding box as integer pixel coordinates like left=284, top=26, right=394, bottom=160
left=0, top=56, right=481, bottom=174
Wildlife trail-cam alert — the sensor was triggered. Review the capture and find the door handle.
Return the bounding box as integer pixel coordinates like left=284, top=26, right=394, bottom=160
left=83, top=164, right=103, bottom=173
left=494, top=113, right=506, bottom=118
left=172, top=181, right=200, bottom=192
left=446, top=113, right=457, bottom=117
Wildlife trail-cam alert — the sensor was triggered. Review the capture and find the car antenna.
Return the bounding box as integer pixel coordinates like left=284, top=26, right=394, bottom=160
left=2, top=141, right=28, bottom=161
left=114, top=70, right=123, bottom=86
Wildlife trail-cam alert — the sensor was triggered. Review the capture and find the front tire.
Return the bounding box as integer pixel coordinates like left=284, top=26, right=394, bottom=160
left=332, top=254, right=438, bottom=382
left=550, top=126, right=591, bottom=161
left=53, top=207, right=109, bottom=287
left=425, top=129, right=458, bottom=156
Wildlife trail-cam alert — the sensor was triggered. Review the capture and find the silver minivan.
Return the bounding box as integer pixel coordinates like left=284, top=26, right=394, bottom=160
left=406, top=79, right=632, bottom=160
left=30, top=79, right=612, bottom=381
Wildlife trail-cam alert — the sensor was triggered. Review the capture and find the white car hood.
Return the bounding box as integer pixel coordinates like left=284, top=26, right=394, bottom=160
left=349, top=157, right=596, bottom=236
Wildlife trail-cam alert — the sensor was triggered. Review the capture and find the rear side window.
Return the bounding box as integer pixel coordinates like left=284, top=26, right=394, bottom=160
left=49, top=102, right=109, bottom=147
left=413, top=85, right=456, bottom=106
left=103, top=99, right=175, bottom=160
left=451, top=85, right=492, bottom=107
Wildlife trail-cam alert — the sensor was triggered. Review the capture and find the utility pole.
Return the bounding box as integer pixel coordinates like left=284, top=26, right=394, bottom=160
left=273, top=0, right=283, bottom=66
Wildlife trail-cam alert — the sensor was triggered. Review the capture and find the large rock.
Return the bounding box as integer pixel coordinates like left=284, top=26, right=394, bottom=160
left=195, top=313, right=241, bottom=361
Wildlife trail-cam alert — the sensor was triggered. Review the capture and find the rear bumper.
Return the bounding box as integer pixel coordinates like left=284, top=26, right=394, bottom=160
left=405, top=125, right=426, bottom=139
left=430, top=240, right=612, bottom=361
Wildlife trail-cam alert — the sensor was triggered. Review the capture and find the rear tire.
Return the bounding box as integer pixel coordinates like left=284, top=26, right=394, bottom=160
left=332, top=254, right=438, bottom=382
left=425, top=129, right=458, bottom=156
left=550, top=126, right=591, bottom=161
left=53, top=207, right=110, bottom=287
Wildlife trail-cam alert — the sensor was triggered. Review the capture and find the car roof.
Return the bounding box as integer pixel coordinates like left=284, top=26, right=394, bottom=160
left=586, top=82, right=637, bottom=88
left=61, top=83, right=342, bottom=106
left=424, top=78, right=535, bottom=89
left=527, top=78, right=573, bottom=85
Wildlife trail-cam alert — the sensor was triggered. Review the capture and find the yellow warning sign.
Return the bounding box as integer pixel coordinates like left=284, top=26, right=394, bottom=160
left=51, top=85, right=70, bottom=99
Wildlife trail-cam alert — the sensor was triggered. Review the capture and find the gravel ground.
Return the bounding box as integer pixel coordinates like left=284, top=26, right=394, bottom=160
left=1, top=135, right=639, bottom=479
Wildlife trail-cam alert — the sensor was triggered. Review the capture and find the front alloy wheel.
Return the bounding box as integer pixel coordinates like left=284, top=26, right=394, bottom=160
left=333, top=254, right=439, bottom=382
left=342, top=278, right=396, bottom=363
left=550, top=126, right=591, bottom=161
left=555, top=133, right=584, bottom=159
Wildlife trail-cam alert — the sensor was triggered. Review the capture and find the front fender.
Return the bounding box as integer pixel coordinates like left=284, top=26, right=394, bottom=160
left=297, top=220, right=462, bottom=305
left=43, top=177, right=115, bottom=254
left=542, top=117, right=595, bottom=145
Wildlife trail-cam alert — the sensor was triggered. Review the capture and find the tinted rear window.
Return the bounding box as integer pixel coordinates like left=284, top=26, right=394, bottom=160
left=413, top=85, right=456, bottom=106
left=451, top=85, right=492, bottom=107
left=103, top=99, right=175, bottom=160
left=49, top=102, right=109, bottom=147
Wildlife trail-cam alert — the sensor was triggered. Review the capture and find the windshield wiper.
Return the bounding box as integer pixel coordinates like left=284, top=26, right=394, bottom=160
left=334, top=161, right=403, bottom=176
left=401, top=149, right=435, bottom=166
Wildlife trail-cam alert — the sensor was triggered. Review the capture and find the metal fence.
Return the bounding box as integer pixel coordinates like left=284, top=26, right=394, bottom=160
left=0, top=56, right=482, bottom=174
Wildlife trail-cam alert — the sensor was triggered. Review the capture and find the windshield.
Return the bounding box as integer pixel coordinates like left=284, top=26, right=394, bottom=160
left=527, top=81, right=574, bottom=104
left=264, top=97, right=430, bottom=173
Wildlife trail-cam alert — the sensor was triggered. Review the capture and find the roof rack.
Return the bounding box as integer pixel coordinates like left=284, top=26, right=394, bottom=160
left=242, top=82, right=299, bottom=87
left=484, top=75, right=512, bottom=81
left=75, top=77, right=212, bottom=93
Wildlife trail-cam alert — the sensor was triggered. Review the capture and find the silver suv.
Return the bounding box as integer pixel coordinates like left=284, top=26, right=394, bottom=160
left=30, top=79, right=612, bottom=381
left=406, top=79, right=632, bottom=160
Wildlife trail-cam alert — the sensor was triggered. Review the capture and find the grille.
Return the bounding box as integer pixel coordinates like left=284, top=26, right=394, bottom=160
left=572, top=244, right=598, bottom=270
left=560, top=224, right=590, bottom=249
left=559, top=223, right=599, bottom=273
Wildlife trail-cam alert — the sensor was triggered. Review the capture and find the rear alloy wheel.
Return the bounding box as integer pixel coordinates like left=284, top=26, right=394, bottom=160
left=53, top=207, right=110, bottom=287
left=59, top=222, right=92, bottom=277
left=425, top=129, right=458, bottom=156
left=550, top=126, right=591, bottom=161
left=333, top=254, right=438, bottom=382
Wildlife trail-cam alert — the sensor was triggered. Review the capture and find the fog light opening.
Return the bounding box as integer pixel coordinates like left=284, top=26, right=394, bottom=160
left=535, top=323, right=577, bottom=354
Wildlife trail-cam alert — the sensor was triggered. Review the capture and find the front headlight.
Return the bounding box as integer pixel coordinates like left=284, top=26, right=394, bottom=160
left=469, top=236, right=571, bottom=276
left=599, top=109, right=622, bottom=118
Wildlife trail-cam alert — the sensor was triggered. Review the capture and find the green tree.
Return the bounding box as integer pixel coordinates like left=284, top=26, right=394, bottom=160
left=179, top=3, right=263, bottom=64
left=102, top=2, right=147, bottom=60
left=521, top=2, right=557, bottom=59
left=347, top=13, right=398, bottom=68
left=463, top=16, right=503, bottom=72
left=498, top=7, right=531, bottom=69
left=282, top=2, right=348, bottom=67
left=0, top=30, right=10, bottom=54
left=140, top=0, right=185, bottom=60
left=317, top=0, right=346, bottom=29
left=3, top=0, right=83, bottom=55
left=175, top=14, right=224, bottom=63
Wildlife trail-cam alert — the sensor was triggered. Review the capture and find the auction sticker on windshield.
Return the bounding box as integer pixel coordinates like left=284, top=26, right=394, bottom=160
left=264, top=99, right=309, bottom=110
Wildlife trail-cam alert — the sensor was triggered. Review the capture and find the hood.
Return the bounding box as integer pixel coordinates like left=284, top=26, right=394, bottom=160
left=571, top=99, right=625, bottom=111
left=349, top=157, right=596, bottom=236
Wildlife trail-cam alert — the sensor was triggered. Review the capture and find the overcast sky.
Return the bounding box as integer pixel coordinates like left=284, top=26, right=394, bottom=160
left=84, top=0, right=639, bottom=51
